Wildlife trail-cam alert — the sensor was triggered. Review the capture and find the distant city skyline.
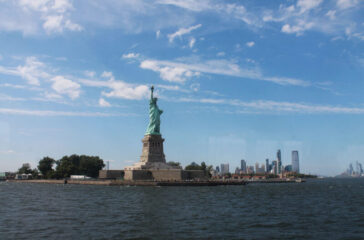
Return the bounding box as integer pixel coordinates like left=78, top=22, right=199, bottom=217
left=0, top=0, right=363, bottom=176
left=219, top=149, right=301, bottom=176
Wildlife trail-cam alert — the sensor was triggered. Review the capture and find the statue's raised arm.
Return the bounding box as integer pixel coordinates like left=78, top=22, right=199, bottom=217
left=150, top=85, right=154, bottom=100
left=145, top=86, right=163, bottom=135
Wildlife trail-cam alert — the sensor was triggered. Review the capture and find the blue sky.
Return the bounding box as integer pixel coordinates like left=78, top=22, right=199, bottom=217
left=0, top=0, right=363, bottom=176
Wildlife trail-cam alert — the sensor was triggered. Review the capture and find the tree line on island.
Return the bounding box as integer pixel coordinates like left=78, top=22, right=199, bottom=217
left=17, top=156, right=213, bottom=179
left=18, top=155, right=105, bottom=179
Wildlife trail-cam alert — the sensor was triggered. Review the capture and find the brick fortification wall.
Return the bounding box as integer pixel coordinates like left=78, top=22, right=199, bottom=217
left=99, top=170, right=125, bottom=179
left=182, top=170, right=207, bottom=180
left=124, top=169, right=208, bottom=181
left=124, top=170, right=153, bottom=180
left=151, top=169, right=182, bottom=181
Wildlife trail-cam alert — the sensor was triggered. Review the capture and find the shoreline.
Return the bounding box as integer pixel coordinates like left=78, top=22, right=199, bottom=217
left=6, top=178, right=305, bottom=186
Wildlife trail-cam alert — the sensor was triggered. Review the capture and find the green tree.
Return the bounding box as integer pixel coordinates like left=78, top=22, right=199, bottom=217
left=38, top=157, right=55, bottom=178
left=167, top=161, right=181, bottom=167
left=56, top=155, right=81, bottom=178
left=18, top=163, right=33, bottom=174
left=31, top=168, right=40, bottom=179
left=79, top=155, right=105, bottom=178
left=200, top=162, right=207, bottom=172
left=17, top=163, right=39, bottom=178
left=55, top=154, right=105, bottom=178
left=184, top=161, right=212, bottom=178
left=206, top=165, right=213, bottom=178
left=185, top=162, right=202, bottom=170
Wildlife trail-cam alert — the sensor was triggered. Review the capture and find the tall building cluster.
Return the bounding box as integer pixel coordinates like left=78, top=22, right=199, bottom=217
left=214, top=150, right=300, bottom=176
left=345, top=161, right=364, bottom=177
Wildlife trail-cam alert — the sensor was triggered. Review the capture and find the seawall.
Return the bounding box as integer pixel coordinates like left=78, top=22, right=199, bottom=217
left=7, top=178, right=304, bottom=186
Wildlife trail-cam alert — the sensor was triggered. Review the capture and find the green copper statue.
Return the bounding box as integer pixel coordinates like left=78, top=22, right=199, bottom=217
left=145, top=86, right=163, bottom=135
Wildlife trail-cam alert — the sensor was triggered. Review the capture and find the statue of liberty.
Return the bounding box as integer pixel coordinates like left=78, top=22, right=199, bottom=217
left=145, top=86, right=163, bottom=135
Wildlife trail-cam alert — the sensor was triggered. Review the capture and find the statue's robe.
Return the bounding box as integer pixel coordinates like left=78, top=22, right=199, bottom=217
left=146, top=98, right=163, bottom=135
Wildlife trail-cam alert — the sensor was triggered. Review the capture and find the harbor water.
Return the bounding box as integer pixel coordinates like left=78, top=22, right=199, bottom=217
left=0, top=178, right=363, bottom=239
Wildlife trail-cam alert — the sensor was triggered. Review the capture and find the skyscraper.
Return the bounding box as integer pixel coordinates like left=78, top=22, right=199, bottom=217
left=241, top=159, right=247, bottom=173
left=277, top=149, right=282, bottom=174
left=255, top=163, right=265, bottom=173
left=247, top=166, right=255, bottom=174
left=221, top=163, right=229, bottom=175
left=265, top=159, right=270, bottom=173
left=255, top=162, right=260, bottom=173
left=356, top=161, right=363, bottom=175
left=292, top=150, right=299, bottom=173
left=273, top=160, right=278, bottom=175
left=348, top=163, right=353, bottom=175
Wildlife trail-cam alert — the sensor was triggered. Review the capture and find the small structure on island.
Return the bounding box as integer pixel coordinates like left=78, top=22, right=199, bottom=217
left=124, top=86, right=206, bottom=181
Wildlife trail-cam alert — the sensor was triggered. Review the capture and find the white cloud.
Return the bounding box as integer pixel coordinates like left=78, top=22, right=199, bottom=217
left=64, top=19, right=82, bottom=31
left=139, top=57, right=309, bottom=86
left=0, top=108, right=124, bottom=117
left=263, top=0, right=363, bottom=39
left=140, top=59, right=200, bottom=83
left=326, top=10, right=336, bottom=20
left=1, top=0, right=359, bottom=40
left=0, top=83, right=42, bottom=92
left=17, top=57, right=49, bottom=85
left=157, top=1, right=261, bottom=27
left=51, top=75, right=81, bottom=99
left=99, top=98, right=111, bottom=107
left=176, top=97, right=364, bottom=114
left=43, top=15, right=63, bottom=33
left=122, top=53, right=140, bottom=59
left=156, top=84, right=182, bottom=91
left=0, top=83, right=27, bottom=89
left=101, top=71, right=113, bottom=78
left=297, top=0, right=323, bottom=14
left=0, top=149, right=15, bottom=154
left=281, top=21, right=314, bottom=35
left=224, top=4, right=260, bottom=26
left=156, top=0, right=212, bottom=12
left=51, top=0, right=73, bottom=13
left=0, top=57, right=49, bottom=85
left=43, top=15, right=82, bottom=34
left=167, top=24, right=202, bottom=42
left=0, top=94, right=26, bottom=101
left=189, top=37, right=196, bottom=48
left=19, top=0, right=51, bottom=12
left=44, top=91, right=62, bottom=99
left=246, top=41, right=255, bottom=47
left=0, top=0, right=82, bottom=35
left=190, top=83, right=200, bottom=92
left=336, top=0, right=359, bottom=9
left=101, top=81, right=149, bottom=100
left=79, top=72, right=149, bottom=100
left=217, top=52, right=225, bottom=57
left=84, top=70, right=95, bottom=78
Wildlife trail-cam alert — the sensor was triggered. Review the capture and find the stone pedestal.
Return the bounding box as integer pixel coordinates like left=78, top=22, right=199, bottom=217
left=124, top=134, right=207, bottom=181
left=124, top=134, right=181, bottom=171
left=140, top=134, right=166, bottom=163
